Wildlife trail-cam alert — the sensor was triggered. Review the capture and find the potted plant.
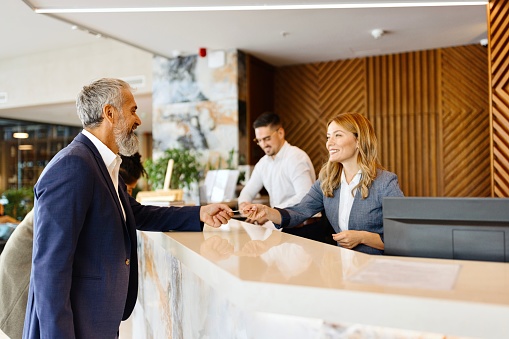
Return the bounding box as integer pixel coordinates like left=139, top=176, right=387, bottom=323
left=1, top=187, right=34, bottom=221
left=144, top=148, right=202, bottom=191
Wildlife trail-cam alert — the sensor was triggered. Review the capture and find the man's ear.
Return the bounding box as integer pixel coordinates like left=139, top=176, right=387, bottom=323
left=103, top=104, right=115, bottom=124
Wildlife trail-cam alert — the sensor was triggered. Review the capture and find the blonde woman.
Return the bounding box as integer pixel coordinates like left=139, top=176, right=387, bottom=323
left=242, top=112, right=404, bottom=254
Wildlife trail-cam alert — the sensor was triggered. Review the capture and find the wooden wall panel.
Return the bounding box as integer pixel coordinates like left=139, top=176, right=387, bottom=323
left=367, top=51, right=440, bottom=197
left=275, top=59, right=366, bottom=173
left=274, top=63, right=322, bottom=169
left=275, top=44, right=489, bottom=197
left=488, top=0, right=509, bottom=197
left=441, top=45, right=490, bottom=197
left=246, top=54, right=275, bottom=164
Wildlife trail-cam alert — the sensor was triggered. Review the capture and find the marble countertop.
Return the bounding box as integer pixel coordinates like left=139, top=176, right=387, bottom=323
left=142, top=219, right=509, bottom=338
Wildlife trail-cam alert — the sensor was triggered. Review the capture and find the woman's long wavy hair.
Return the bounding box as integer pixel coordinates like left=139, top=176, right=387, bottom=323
left=318, top=112, right=384, bottom=199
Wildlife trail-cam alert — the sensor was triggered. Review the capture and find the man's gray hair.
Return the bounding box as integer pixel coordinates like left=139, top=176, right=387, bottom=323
left=76, top=78, right=131, bottom=128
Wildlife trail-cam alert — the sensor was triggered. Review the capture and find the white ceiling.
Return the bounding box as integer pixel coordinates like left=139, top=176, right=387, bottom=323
left=0, top=0, right=488, bottom=131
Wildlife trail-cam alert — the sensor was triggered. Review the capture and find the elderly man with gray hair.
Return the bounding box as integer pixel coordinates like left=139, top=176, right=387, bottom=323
left=23, top=78, right=233, bottom=338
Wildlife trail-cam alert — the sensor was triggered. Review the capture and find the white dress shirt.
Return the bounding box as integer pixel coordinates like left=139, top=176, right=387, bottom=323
left=238, top=141, right=315, bottom=208
left=82, top=130, right=126, bottom=220
left=338, top=170, right=361, bottom=231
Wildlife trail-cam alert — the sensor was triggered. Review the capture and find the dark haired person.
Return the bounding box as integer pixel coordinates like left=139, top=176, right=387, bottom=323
left=238, top=112, right=316, bottom=225
left=119, top=152, right=147, bottom=196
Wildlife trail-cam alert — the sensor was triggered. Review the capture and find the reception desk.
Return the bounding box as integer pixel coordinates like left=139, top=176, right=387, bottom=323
left=132, top=220, right=509, bottom=338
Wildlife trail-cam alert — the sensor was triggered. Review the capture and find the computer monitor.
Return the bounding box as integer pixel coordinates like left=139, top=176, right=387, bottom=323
left=383, top=197, right=509, bottom=262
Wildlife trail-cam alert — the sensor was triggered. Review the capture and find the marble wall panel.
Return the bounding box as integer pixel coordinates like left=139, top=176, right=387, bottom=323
left=152, top=51, right=239, bottom=167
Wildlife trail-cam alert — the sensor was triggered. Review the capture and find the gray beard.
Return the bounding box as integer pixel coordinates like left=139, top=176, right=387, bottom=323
left=117, top=131, right=139, bottom=156
left=114, top=122, right=139, bottom=156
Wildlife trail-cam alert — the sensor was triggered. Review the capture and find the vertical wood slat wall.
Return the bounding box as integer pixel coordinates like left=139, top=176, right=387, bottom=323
left=275, top=44, right=490, bottom=197
left=366, top=51, right=441, bottom=197
left=488, top=0, right=509, bottom=197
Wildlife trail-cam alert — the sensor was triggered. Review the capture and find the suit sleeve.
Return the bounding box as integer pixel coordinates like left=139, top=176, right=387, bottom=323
left=277, top=180, right=324, bottom=229
left=377, top=171, right=404, bottom=243
left=384, top=173, right=404, bottom=198
left=129, top=195, right=202, bottom=232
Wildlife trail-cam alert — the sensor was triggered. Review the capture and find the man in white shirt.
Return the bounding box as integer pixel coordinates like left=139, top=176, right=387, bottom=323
left=238, top=112, right=316, bottom=224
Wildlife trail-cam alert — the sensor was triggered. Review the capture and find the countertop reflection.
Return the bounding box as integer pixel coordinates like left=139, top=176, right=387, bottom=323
left=150, top=219, right=509, bottom=304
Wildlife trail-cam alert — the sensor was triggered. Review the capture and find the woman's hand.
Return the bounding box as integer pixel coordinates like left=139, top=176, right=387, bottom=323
left=332, top=230, right=364, bottom=249
left=332, top=230, right=384, bottom=250
left=240, top=204, right=282, bottom=225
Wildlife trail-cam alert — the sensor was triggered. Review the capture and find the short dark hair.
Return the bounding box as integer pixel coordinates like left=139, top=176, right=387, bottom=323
left=253, top=112, right=282, bottom=129
left=119, top=152, right=147, bottom=185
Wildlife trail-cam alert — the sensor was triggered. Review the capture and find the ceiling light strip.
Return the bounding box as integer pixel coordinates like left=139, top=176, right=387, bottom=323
left=34, top=2, right=489, bottom=14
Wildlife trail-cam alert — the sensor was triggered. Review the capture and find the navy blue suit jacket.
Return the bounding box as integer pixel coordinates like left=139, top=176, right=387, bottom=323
left=277, top=170, right=404, bottom=254
left=23, top=133, right=202, bottom=338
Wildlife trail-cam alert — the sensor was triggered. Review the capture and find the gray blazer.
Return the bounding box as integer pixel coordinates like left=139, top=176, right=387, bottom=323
left=0, top=210, right=34, bottom=339
left=277, top=169, right=404, bottom=254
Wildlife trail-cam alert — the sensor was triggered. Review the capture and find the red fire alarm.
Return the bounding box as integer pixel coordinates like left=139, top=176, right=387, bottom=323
left=199, top=48, right=207, bottom=57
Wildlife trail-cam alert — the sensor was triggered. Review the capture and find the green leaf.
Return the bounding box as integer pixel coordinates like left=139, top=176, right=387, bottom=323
left=144, top=148, right=202, bottom=190
left=1, top=187, right=34, bottom=220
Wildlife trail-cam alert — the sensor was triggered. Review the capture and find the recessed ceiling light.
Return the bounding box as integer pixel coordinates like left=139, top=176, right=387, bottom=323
left=18, top=145, right=34, bottom=151
left=371, top=29, right=385, bottom=39
left=13, top=132, right=29, bottom=139
left=33, top=1, right=489, bottom=14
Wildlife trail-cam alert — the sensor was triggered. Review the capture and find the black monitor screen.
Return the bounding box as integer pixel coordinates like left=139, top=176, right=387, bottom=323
left=383, top=197, right=509, bottom=262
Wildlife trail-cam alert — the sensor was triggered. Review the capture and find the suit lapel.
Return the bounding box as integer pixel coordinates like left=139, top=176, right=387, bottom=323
left=118, top=183, right=135, bottom=254
left=325, top=187, right=341, bottom=232
left=75, top=133, right=126, bottom=224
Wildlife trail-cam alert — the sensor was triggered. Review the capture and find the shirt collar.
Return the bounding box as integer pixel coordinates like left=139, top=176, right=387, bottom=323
left=82, top=129, right=119, bottom=170
left=341, top=169, right=362, bottom=185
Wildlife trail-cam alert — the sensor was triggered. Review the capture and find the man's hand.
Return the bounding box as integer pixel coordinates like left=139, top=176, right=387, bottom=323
left=200, top=204, right=233, bottom=228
